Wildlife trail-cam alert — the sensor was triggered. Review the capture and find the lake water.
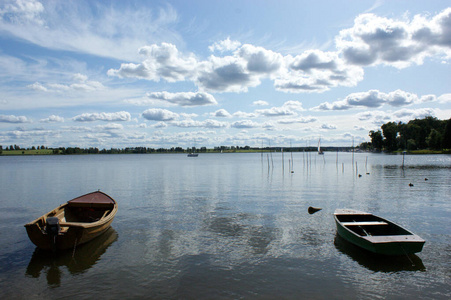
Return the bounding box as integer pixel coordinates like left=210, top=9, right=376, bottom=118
left=0, top=152, right=450, bottom=299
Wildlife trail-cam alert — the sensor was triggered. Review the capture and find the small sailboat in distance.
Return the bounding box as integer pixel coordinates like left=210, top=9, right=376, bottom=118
left=187, top=140, right=198, bottom=157
left=318, top=137, right=324, bottom=155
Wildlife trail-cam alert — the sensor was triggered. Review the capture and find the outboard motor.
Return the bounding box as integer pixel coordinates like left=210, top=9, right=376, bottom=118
left=46, top=217, right=61, bottom=237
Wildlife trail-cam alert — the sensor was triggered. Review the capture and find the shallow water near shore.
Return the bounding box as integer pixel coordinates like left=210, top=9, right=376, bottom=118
left=0, top=152, right=450, bottom=299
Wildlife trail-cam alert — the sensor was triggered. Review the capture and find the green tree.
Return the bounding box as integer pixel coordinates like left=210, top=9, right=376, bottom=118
left=381, top=122, right=399, bottom=152
left=406, top=139, right=417, bottom=151
left=426, top=129, right=442, bottom=150
left=443, top=118, right=451, bottom=149
left=369, top=130, right=383, bottom=151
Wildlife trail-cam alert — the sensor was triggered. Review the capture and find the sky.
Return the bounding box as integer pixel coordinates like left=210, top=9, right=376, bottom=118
left=0, top=0, right=450, bottom=149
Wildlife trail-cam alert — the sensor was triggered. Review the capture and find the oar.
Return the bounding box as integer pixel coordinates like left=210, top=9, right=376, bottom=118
left=308, top=206, right=322, bottom=214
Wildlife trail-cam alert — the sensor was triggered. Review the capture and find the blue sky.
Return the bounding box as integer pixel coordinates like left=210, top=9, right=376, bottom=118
left=0, top=0, right=450, bottom=149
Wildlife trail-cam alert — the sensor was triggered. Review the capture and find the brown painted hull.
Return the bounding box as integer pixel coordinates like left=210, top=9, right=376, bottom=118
left=25, top=191, right=118, bottom=251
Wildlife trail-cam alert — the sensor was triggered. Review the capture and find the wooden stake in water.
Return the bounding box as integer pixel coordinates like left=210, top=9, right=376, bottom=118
left=402, top=151, right=406, bottom=169
left=281, top=148, right=284, bottom=173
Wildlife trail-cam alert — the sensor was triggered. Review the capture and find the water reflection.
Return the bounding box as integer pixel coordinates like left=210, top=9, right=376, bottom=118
left=26, top=227, right=118, bottom=287
left=204, top=211, right=278, bottom=255
left=334, top=234, right=425, bottom=272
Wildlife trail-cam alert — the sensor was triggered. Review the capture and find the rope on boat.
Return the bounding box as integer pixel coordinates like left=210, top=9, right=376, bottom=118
left=400, top=245, right=415, bottom=267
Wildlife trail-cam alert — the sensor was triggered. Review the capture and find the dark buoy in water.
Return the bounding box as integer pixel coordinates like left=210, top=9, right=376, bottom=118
left=308, top=206, right=322, bottom=214
left=409, top=183, right=414, bottom=187
left=424, top=178, right=428, bottom=181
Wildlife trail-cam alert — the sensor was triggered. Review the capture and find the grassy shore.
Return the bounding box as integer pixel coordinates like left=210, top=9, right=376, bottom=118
left=1, top=149, right=56, bottom=155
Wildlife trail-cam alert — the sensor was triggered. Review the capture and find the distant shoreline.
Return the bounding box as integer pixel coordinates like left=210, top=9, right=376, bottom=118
left=1, top=148, right=449, bottom=156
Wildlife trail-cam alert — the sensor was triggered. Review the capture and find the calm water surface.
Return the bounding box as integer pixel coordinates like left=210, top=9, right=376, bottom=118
left=0, top=153, right=450, bottom=299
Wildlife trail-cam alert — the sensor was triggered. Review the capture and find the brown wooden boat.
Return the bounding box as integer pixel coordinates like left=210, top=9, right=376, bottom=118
left=25, top=191, right=118, bottom=251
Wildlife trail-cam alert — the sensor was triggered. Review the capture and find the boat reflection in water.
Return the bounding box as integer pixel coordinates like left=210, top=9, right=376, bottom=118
left=334, top=234, right=425, bottom=272
left=25, top=227, right=118, bottom=287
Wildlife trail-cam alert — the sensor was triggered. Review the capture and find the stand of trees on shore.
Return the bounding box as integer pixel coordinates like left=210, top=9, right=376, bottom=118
left=362, top=117, right=451, bottom=152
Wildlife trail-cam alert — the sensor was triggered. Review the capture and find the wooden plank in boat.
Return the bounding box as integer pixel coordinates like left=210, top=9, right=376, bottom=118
left=364, top=235, right=425, bottom=243
left=341, top=221, right=388, bottom=226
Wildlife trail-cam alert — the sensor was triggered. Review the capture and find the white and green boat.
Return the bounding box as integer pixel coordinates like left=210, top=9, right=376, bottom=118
left=334, top=209, right=425, bottom=255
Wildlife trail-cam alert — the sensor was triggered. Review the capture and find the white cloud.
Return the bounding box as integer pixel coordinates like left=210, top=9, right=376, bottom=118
left=108, top=8, right=451, bottom=94
left=336, top=8, right=451, bottom=68
left=313, top=89, right=428, bottom=111
left=256, top=100, right=304, bottom=117
left=357, top=108, right=437, bottom=125
left=196, top=54, right=260, bottom=93
left=27, top=74, right=104, bottom=93
left=256, top=106, right=296, bottom=117
left=40, top=115, right=64, bottom=123
left=145, top=91, right=217, bottom=106
left=202, top=119, right=229, bottom=128
left=108, top=43, right=197, bottom=82
left=1, top=0, right=45, bottom=26
left=95, top=123, right=124, bottom=131
left=0, top=1, right=181, bottom=61
left=142, top=108, right=179, bottom=121
left=276, top=50, right=364, bottom=93
left=321, top=123, right=337, bottom=130
left=209, top=37, right=241, bottom=52
left=212, top=109, right=232, bottom=118
left=73, top=111, right=131, bottom=122
left=232, top=111, right=258, bottom=118
left=28, top=82, right=47, bottom=92
left=171, top=119, right=229, bottom=128
left=393, top=108, right=436, bottom=120
left=231, top=120, right=260, bottom=129
left=252, top=100, right=269, bottom=106
left=179, top=113, right=198, bottom=119
left=238, top=44, right=283, bottom=74
left=277, top=116, right=317, bottom=124
left=0, top=114, right=31, bottom=123
left=153, top=122, right=168, bottom=129
left=438, top=93, right=451, bottom=103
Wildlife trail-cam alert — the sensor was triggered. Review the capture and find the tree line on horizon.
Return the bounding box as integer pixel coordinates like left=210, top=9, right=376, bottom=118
left=1, top=117, right=449, bottom=155
left=362, top=116, right=451, bottom=152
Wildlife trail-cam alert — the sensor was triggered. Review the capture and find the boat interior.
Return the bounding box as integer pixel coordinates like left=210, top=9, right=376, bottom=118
left=32, top=202, right=115, bottom=233
left=61, top=202, right=114, bottom=223
left=336, top=214, right=411, bottom=237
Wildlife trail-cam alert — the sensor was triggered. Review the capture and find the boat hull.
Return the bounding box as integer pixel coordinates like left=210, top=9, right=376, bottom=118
left=334, top=209, right=425, bottom=255
left=25, top=191, right=118, bottom=251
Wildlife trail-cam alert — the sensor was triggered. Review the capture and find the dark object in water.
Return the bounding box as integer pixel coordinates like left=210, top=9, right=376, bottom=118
left=409, top=183, right=414, bottom=187
left=308, top=206, right=322, bottom=214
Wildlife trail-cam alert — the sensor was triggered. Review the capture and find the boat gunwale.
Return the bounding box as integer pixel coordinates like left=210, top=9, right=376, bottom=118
left=24, top=191, right=118, bottom=228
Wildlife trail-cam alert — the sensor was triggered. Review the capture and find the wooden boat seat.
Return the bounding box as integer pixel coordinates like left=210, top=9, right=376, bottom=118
left=341, top=221, right=388, bottom=226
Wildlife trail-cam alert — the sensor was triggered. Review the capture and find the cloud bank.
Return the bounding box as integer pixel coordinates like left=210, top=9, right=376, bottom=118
left=107, top=8, right=451, bottom=94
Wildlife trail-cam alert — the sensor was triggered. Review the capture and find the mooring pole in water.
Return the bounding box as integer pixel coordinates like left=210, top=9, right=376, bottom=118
left=402, top=151, right=406, bottom=169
